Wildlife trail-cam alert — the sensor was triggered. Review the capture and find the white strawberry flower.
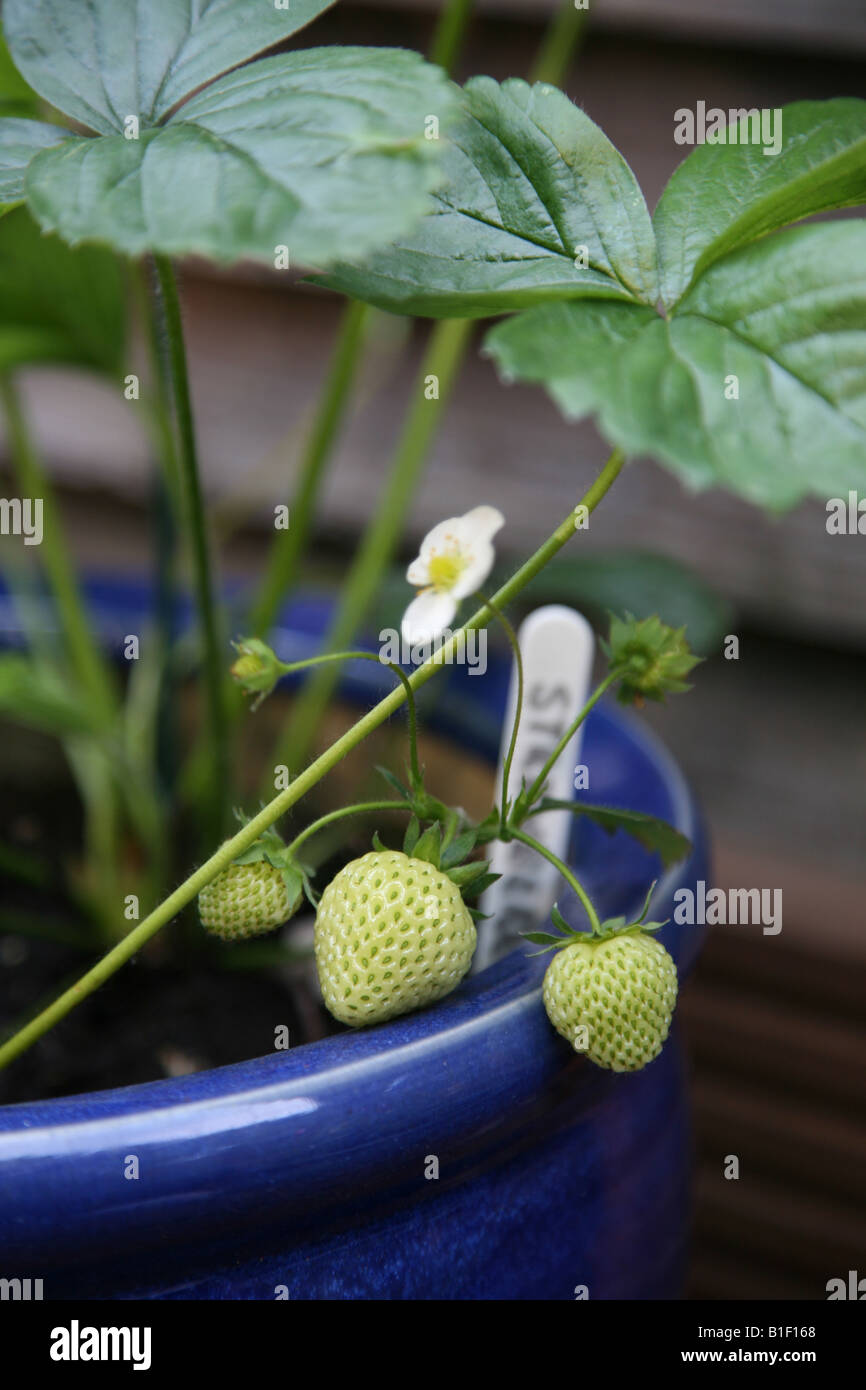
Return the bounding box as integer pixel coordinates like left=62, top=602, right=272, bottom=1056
left=401, top=505, right=505, bottom=644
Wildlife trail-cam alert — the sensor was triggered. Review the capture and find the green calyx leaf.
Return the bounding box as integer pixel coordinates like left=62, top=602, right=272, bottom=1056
left=376, top=766, right=411, bottom=802
left=446, top=860, right=492, bottom=890
left=230, top=829, right=308, bottom=909
left=593, top=881, right=667, bottom=940
left=411, top=821, right=442, bottom=869
left=1, top=2, right=458, bottom=268
left=440, top=827, right=478, bottom=869
left=603, top=613, right=700, bottom=705
left=320, top=75, right=658, bottom=316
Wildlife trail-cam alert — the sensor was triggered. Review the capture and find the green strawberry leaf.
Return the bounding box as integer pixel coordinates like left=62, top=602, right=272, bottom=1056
left=485, top=215, right=866, bottom=510
left=0, top=27, right=40, bottom=117
left=0, top=116, right=67, bottom=209
left=319, top=75, right=658, bottom=316
left=17, top=48, right=456, bottom=267
left=654, top=98, right=866, bottom=309
left=2, top=0, right=337, bottom=135
left=412, top=821, right=442, bottom=868
left=0, top=206, right=126, bottom=374
left=532, top=798, right=691, bottom=869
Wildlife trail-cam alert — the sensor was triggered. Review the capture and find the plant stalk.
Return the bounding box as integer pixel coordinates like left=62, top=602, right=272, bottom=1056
left=0, top=374, right=116, bottom=722
left=150, top=257, right=228, bottom=839
left=266, top=317, right=472, bottom=783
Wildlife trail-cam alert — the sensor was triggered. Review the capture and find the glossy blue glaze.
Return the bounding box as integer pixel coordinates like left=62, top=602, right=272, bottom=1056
left=0, top=583, right=709, bottom=1299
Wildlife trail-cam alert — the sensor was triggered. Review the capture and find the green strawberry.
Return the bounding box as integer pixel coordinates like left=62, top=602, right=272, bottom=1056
left=198, top=833, right=304, bottom=941
left=315, top=849, right=477, bottom=1026
left=542, top=930, right=678, bottom=1072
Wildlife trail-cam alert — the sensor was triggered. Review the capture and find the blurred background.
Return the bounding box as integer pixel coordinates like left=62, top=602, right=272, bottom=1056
left=1, top=0, right=865, bottom=1298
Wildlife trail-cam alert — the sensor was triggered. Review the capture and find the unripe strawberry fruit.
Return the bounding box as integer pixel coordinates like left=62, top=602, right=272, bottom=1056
left=542, top=931, right=678, bottom=1071
left=199, top=859, right=299, bottom=941
left=315, top=849, right=476, bottom=1026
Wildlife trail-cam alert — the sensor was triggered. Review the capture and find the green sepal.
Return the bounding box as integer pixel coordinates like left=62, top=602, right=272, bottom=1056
left=402, top=814, right=421, bottom=855
left=592, top=882, right=668, bottom=940
left=440, top=827, right=478, bottom=869
left=456, top=869, right=500, bottom=902
left=376, top=765, right=411, bottom=801
left=468, top=906, right=492, bottom=923
left=446, top=860, right=490, bottom=888
left=411, top=821, right=442, bottom=868
left=371, top=831, right=388, bottom=853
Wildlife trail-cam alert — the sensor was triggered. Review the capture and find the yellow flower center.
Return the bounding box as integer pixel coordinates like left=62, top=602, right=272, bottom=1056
left=427, top=549, right=466, bottom=592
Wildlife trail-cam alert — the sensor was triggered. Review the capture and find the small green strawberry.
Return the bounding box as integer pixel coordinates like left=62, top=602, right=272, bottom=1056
left=198, top=830, right=304, bottom=941
left=542, top=929, right=678, bottom=1071
left=315, top=848, right=477, bottom=1026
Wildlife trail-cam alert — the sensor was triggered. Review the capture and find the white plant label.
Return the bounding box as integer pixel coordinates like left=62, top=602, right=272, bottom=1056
left=474, top=605, right=595, bottom=971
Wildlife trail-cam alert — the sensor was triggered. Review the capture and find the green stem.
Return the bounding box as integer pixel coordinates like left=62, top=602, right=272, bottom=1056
left=430, top=0, right=474, bottom=72
left=0, top=448, right=623, bottom=1071
left=0, top=374, right=116, bottom=722
left=247, top=299, right=370, bottom=637
left=255, top=647, right=422, bottom=789
left=287, top=799, right=408, bottom=857
left=522, top=668, right=621, bottom=809
left=150, top=257, right=228, bottom=840
left=476, top=591, right=524, bottom=827
left=509, top=827, right=601, bottom=934
left=267, top=317, right=473, bottom=782
left=530, top=0, right=589, bottom=86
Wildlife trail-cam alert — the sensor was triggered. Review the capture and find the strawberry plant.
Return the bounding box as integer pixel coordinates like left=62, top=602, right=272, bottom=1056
left=0, top=0, right=864, bottom=1087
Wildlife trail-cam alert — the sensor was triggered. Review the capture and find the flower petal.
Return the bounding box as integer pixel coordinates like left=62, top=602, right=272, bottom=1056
left=452, top=539, right=497, bottom=598
left=456, top=505, right=505, bottom=546
left=406, top=554, right=431, bottom=586
left=401, top=591, right=458, bottom=645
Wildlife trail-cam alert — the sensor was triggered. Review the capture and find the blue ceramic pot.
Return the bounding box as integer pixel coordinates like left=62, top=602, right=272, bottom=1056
left=0, top=584, right=708, bottom=1300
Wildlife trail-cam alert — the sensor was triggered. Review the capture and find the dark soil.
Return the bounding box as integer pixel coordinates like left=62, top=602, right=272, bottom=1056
left=0, top=931, right=324, bottom=1107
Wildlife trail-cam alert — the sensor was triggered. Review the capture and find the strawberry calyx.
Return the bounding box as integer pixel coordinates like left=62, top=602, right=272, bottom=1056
left=226, top=818, right=311, bottom=910
left=523, top=881, right=668, bottom=955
